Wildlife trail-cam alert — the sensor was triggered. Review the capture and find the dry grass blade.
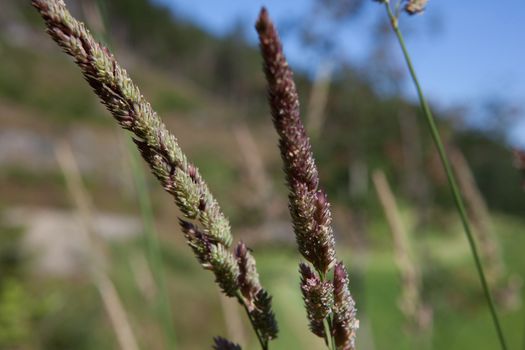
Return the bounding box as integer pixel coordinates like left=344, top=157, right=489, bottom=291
left=55, top=141, right=140, bottom=350
left=449, top=148, right=505, bottom=285
left=233, top=124, right=272, bottom=204
left=372, top=170, right=431, bottom=332
left=306, top=61, right=333, bottom=140
left=218, top=291, right=247, bottom=347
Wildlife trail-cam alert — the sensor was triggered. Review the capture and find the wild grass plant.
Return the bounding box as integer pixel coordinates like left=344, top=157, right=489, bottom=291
left=32, top=1, right=277, bottom=348
left=256, top=10, right=357, bottom=349
left=29, top=0, right=514, bottom=349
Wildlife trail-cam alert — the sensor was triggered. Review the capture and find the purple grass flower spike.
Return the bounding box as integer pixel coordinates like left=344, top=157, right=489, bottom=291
left=299, top=263, right=334, bottom=338
left=256, top=7, right=336, bottom=275
left=256, top=8, right=357, bottom=346
left=252, top=289, right=279, bottom=341
left=235, top=242, right=262, bottom=307
left=213, top=337, right=242, bottom=350
left=333, top=262, right=358, bottom=350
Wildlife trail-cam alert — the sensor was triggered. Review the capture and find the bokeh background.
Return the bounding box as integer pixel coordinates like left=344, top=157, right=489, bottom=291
left=1, top=0, right=524, bottom=349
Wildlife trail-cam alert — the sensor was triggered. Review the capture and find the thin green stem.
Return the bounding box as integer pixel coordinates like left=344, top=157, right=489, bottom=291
left=322, top=318, right=335, bottom=350
left=522, top=286, right=525, bottom=350
left=329, top=314, right=336, bottom=350
left=127, top=140, right=178, bottom=349
left=236, top=292, right=268, bottom=350
left=382, top=2, right=507, bottom=349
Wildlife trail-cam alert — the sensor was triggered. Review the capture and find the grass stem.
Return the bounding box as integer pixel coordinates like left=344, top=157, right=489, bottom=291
left=382, top=2, right=507, bottom=349
left=322, top=317, right=335, bottom=350
left=236, top=292, right=268, bottom=350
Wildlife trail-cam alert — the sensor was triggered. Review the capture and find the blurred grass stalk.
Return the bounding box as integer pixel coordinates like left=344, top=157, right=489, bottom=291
left=450, top=147, right=522, bottom=311
left=55, top=141, right=140, bottom=350
left=449, top=148, right=506, bottom=287
left=372, top=170, right=432, bottom=346
left=233, top=124, right=272, bottom=207
left=306, top=60, right=333, bottom=140
left=372, top=171, right=422, bottom=322
left=217, top=290, right=247, bottom=347
left=381, top=1, right=507, bottom=348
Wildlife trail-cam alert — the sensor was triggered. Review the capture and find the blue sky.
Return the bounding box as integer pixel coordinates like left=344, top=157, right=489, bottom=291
left=154, top=0, right=525, bottom=146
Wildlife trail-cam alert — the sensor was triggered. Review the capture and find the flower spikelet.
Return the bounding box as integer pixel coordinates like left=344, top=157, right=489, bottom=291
left=179, top=219, right=239, bottom=297
left=251, top=289, right=279, bottom=342
left=179, top=219, right=215, bottom=267
left=405, top=0, right=428, bottom=15
left=299, top=263, right=334, bottom=338
left=209, top=244, right=240, bottom=297
left=213, top=337, right=242, bottom=350
left=235, top=242, right=262, bottom=307
left=333, top=262, right=358, bottom=350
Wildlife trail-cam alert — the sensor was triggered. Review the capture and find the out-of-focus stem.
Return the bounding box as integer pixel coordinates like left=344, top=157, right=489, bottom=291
left=450, top=148, right=506, bottom=286
left=322, top=318, right=334, bottom=350
left=373, top=170, right=431, bottom=335
left=55, top=142, right=140, bottom=350
left=218, top=290, right=247, bottom=347
left=306, top=61, right=333, bottom=140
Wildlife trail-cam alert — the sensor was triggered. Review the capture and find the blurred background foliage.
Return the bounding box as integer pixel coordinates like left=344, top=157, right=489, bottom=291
left=0, top=0, right=524, bottom=349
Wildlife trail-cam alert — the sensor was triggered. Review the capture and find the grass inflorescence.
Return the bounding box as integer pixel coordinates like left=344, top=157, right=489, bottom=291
left=256, top=8, right=358, bottom=350
left=32, top=0, right=277, bottom=348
